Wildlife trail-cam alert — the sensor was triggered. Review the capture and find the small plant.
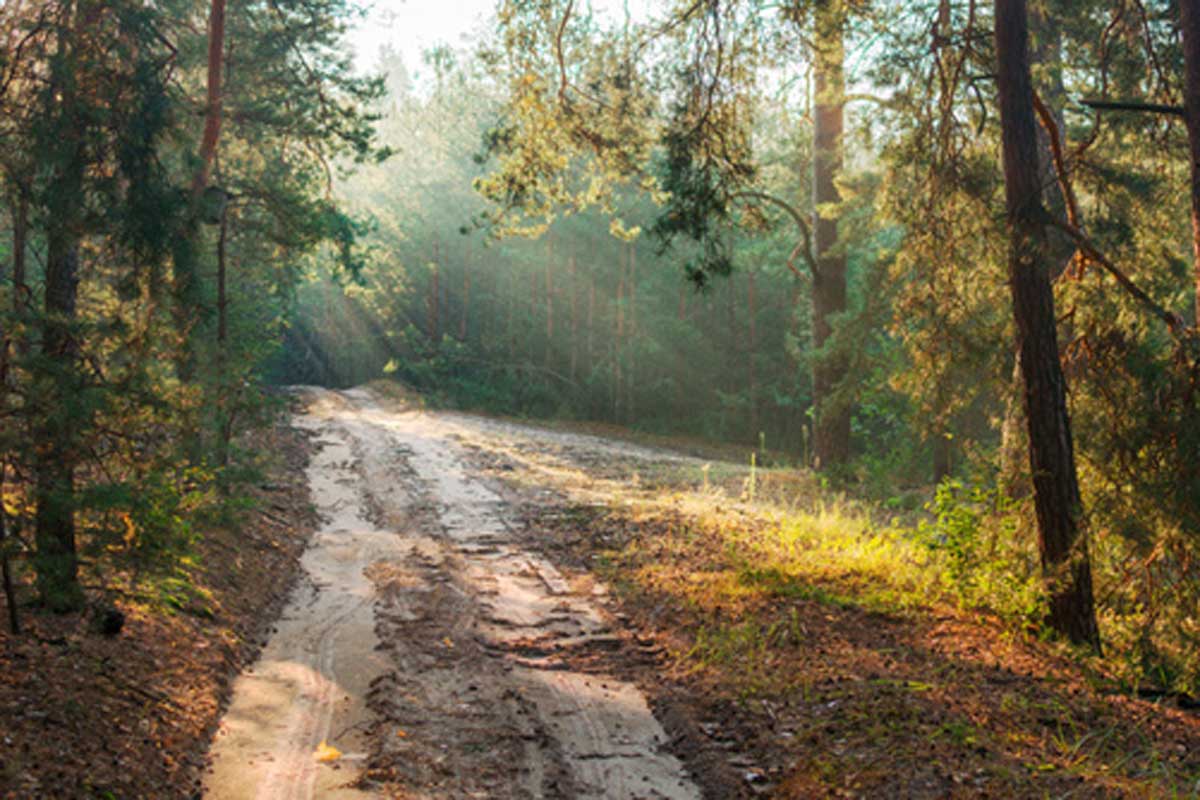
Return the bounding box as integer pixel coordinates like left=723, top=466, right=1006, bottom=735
left=918, top=477, right=1043, bottom=625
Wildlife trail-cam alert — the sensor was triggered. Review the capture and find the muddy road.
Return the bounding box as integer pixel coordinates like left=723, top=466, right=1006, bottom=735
left=204, top=387, right=705, bottom=800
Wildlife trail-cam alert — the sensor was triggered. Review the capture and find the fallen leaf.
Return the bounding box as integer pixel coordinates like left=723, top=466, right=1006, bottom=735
left=314, top=740, right=342, bottom=763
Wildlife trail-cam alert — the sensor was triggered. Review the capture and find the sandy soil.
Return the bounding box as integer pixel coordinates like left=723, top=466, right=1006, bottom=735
left=204, top=388, right=701, bottom=800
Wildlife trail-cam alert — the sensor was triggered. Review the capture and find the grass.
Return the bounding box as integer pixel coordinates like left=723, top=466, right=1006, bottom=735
left=431, top=400, right=1200, bottom=796
left=497, top=450, right=1200, bottom=797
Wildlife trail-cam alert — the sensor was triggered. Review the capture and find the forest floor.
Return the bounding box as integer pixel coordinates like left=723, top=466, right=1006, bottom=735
left=5, top=386, right=1199, bottom=799
left=0, top=400, right=319, bottom=799
left=211, top=385, right=1200, bottom=799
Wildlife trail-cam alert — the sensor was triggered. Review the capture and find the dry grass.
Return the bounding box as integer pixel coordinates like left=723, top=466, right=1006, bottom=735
left=484, top=444, right=1200, bottom=798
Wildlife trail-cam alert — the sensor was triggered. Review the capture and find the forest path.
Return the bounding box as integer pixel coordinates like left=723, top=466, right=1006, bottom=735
left=203, top=387, right=702, bottom=800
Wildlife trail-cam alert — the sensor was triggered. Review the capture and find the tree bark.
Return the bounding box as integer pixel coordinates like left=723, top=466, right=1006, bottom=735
left=587, top=277, right=595, bottom=392
left=614, top=254, right=625, bottom=422
left=811, top=0, right=851, bottom=469
left=36, top=168, right=85, bottom=613
left=545, top=237, right=554, bottom=366
left=507, top=270, right=516, bottom=361
left=994, top=0, right=1100, bottom=650
left=568, top=254, right=578, bottom=381
left=174, top=0, right=228, bottom=381
left=429, top=240, right=440, bottom=347
left=30, top=4, right=91, bottom=613
left=215, top=201, right=230, bottom=468
left=460, top=244, right=470, bottom=341
left=192, top=0, right=227, bottom=198
left=1000, top=4, right=1071, bottom=496
left=1180, top=0, right=1200, bottom=324
left=933, top=434, right=953, bottom=483
left=626, top=243, right=636, bottom=420
left=2, top=191, right=26, bottom=632
left=748, top=268, right=759, bottom=443
left=11, top=191, right=26, bottom=323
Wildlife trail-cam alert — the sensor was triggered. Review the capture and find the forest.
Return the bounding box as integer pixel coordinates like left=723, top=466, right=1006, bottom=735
left=2, top=0, right=1200, bottom=798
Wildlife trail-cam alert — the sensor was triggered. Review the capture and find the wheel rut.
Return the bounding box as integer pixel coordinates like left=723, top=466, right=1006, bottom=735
left=204, top=387, right=701, bottom=800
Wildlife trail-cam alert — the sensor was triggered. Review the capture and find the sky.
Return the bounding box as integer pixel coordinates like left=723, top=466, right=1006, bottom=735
left=346, top=0, right=497, bottom=77
left=345, top=0, right=651, bottom=81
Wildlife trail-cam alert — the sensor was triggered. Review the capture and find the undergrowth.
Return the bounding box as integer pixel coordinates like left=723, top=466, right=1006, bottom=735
left=563, top=466, right=1200, bottom=796
left=590, top=455, right=1200, bottom=699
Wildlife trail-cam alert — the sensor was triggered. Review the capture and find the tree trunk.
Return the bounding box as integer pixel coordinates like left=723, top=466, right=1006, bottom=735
left=528, top=265, right=538, bottom=363
left=460, top=244, right=470, bottom=341
left=626, top=243, right=636, bottom=420
left=998, top=354, right=1031, bottom=497
left=569, top=255, right=578, bottom=381
left=215, top=202, right=230, bottom=469
left=585, top=281, right=595, bottom=388
left=933, top=433, right=953, bottom=483
left=0, top=481, right=17, bottom=633
left=36, top=199, right=85, bottom=613
left=192, top=0, right=227, bottom=197
left=545, top=237, right=554, bottom=367
left=999, top=4, right=1072, bottom=495
left=429, top=240, right=440, bottom=348
left=507, top=270, right=516, bottom=362
left=31, top=6, right=89, bottom=613
left=174, top=0, right=229, bottom=382
left=614, top=256, right=625, bottom=422
left=748, top=268, right=759, bottom=444
left=811, top=0, right=851, bottom=470
left=2, top=192, right=26, bottom=632
left=1180, top=0, right=1200, bottom=324
left=994, top=0, right=1100, bottom=650
left=11, top=192, right=27, bottom=325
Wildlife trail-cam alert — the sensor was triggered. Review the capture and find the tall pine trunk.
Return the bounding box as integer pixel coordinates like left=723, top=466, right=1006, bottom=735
left=748, top=268, right=759, bottom=444
left=215, top=202, right=231, bottom=469
left=994, top=0, right=1100, bottom=650
left=587, top=279, right=595, bottom=368
left=1180, top=0, right=1200, bottom=324
left=545, top=237, right=554, bottom=367
left=569, top=255, right=578, bottom=381
left=174, top=0, right=228, bottom=382
left=10, top=192, right=27, bottom=326
left=614, top=254, right=625, bottom=422
left=811, top=0, right=850, bottom=469
left=2, top=191, right=28, bottom=631
left=1000, top=3, right=1073, bottom=496
left=31, top=5, right=91, bottom=612
left=429, top=240, right=440, bottom=348
left=626, top=244, right=636, bottom=420
left=460, top=244, right=470, bottom=341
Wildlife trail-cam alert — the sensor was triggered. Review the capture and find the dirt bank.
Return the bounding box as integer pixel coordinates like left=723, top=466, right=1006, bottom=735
left=0, top=408, right=317, bottom=800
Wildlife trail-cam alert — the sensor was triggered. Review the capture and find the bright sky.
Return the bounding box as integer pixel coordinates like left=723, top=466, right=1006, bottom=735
left=346, top=0, right=649, bottom=80
left=346, top=0, right=493, bottom=77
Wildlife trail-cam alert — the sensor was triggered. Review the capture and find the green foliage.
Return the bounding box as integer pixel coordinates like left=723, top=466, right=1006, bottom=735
left=917, top=478, right=1044, bottom=626
left=0, top=0, right=385, bottom=617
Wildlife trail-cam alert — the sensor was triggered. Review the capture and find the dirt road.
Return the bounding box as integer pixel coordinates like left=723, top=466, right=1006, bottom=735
left=204, top=387, right=703, bottom=799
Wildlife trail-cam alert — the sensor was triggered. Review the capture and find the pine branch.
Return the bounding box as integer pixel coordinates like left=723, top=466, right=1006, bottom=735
left=1080, top=98, right=1184, bottom=117
left=1032, top=92, right=1189, bottom=335
left=1046, top=216, right=1187, bottom=335
left=730, top=190, right=816, bottom=279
